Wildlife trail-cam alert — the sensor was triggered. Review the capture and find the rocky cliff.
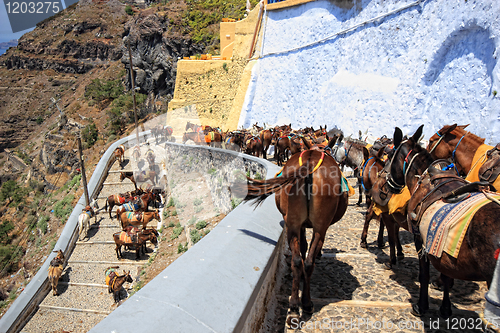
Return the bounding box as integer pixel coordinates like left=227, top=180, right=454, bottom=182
left=122, top=9, right=205, bottom=97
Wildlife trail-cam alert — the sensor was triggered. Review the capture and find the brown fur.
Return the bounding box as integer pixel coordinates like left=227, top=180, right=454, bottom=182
left=390, top=125, right=500, bottom=318
left=234, top=150, right=348, bottom=326
left=427, top=124, right=484, bottom=176
left=114, top=145, right=125, bottom=165
left=118, top=210, right=160, bottom=229
left=48, top=250, right=65, bottom=296
left=113, top=228, right=158, bottom=260
left=105, top=269, right=133, bottom=303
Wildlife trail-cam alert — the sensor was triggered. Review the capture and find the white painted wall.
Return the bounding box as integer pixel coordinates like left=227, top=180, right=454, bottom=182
left=239, top=0, right=500, bottom=144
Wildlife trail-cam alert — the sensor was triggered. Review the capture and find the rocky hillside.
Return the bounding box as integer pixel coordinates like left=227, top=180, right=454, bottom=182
left=0, top=0, right=254, bottom=316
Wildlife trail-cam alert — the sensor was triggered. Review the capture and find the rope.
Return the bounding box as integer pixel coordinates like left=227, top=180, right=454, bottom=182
left=255, top=0, right=424, bottom=58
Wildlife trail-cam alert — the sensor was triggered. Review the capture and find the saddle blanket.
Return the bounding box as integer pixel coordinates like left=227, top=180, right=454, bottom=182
left=105, top=268, right=116, bottom=286
left=122, top=202, right=139, bottom=211
left=205, top=132, right=215, bottom=143
left=125, top=211, right=142, bottom=221
left=114, top=195, right=126, bottom=204
left=420, top=191, right=500, bottom=258
left=372, top=187, right=410, bottom=216
left=465, top=144, right=500, bottom=190
left=119, top=231, right=136, bottom=244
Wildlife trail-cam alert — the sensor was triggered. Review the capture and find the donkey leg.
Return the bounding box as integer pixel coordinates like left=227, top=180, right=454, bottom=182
left=383, top=216, right=398, bottom=269
left=302, top=232, right=323, bottom=314
left=376, top=216, right=386, bottom=249
left=412, top=235, right=430, bottom=316
left=361, top=203, right=375, bottom=248
left=286, top=231, right=303, bottom=327
left=300, top=227, right=307, bottom=260
left=439, top=274, right=453, bottom=318
left=395, top=226, right=404, bottom=260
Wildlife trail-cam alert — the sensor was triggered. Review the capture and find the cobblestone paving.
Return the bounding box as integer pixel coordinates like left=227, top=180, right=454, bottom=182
left=277, top=184, right=488, bottom=333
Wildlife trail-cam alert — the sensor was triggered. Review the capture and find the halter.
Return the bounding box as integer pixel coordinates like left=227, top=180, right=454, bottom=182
left=386, top=140, right=408, bottom=193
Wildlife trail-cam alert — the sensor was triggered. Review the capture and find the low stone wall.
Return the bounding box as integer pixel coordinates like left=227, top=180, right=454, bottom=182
left=163, top=144, right=267, bottom=213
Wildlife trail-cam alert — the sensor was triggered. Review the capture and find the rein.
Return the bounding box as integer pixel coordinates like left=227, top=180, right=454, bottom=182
left=361, top=157, right=374, bottom=192
left=450, top=133, right=467, bottom=175
left=428, top=131, right=444, bottom=154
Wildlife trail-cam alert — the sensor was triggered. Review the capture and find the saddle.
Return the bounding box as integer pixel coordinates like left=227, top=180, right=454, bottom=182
left=409, top=164, right=493, bottom=226
left=49, top=257, right=63, bottom=268
left=134, top=212, right=143, bottom=222
left=479, top=143, right=500, bottom=184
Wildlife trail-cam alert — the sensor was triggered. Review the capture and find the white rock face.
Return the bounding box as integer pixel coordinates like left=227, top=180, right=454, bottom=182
left=239, top=0, right=500, bottom=143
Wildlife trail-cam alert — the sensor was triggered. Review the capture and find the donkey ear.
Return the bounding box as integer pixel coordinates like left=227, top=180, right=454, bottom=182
left=444, top=124, right=458, bottom=134
left=394, top=127, right=403, bottom=147
left=377, top=148, right=385, bottom=159
left=362, top=147, right=369, bottom=161
left=411, top=125, right=424, bottom=143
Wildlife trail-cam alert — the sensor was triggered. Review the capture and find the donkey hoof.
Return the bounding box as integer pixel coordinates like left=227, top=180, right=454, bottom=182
left=411, top=304, right=427, bottom=317
left=286, top=311, right=301, bottom=328
left=360, top=241, right=367, bottom=248
left=439, top=306, right=452, bottom=319
left=302, top=302, right=314, bottom=315
left=383, top=262, right=392, bottom=270
left=377, top=242, right=386, bottom=249
left=356, top=202, right=362, bottom=207
left=397, top=253, right=405, bottom=261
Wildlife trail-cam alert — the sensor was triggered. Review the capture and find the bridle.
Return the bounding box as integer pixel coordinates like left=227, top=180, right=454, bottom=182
left=428, top=130, right=467, bottom=176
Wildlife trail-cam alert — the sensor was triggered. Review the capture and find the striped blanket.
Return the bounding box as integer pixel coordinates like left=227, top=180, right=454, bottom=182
left=419, top=191, right=500, bottom=258
left=122, top=202, right=139, bottom=211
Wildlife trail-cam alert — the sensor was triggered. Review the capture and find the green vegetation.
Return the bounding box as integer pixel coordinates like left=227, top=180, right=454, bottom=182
left=222, top=62, right=228, bottom=72
left=180, top=0, right=258, bottom=51
left=0, top=221, right=14, bottom=244
left=193, top=197, right=202, bottom=206
left=231, top=197, right=242, bottom=209
left=170, top=223, right=183, bottom=240
left=187, top=216, right=197, bottom=225
left=190, top=229, right=201, bottom=244
left=195, top=220, right=207, bottom=230
left=36, top=116, right=44, bottom=125
left=37, top=215, right=49, bottom=234
left=0, top=180, right=29, bottom=207
left=177, top=242, right=188, bottom=253
left=81, top=121, right=99, bottom=148
left=84, top=79, right=123, bottom=104
left=125, top=5, right=134, bottom=15
left=53, top=194, right=75, bottom=222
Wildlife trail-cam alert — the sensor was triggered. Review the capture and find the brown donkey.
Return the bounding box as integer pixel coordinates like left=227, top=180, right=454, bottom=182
left=48, top=250, right=65, bottom=296
left=389, top=125, right=500, bottom=318
left=105, top=267, right=133, bottom=303
left=233, top=149, right=348, bottom=326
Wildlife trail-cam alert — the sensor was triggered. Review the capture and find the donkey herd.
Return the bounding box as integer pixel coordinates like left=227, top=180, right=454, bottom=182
left=51, top=120, right=500, bottom=325
left=229, top=122, right=500, bottom=327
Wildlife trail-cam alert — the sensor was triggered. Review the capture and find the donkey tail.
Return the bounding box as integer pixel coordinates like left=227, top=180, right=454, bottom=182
left=231, top=173, right=301, bottom=208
